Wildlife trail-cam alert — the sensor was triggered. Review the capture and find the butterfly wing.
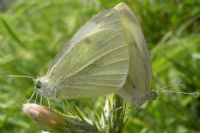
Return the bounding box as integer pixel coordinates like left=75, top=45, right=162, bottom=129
left=46, top=9, right=129, bottom=99
left=114, top=3, right=155, bottom=105
left=47, top=9, right=125, bottom=74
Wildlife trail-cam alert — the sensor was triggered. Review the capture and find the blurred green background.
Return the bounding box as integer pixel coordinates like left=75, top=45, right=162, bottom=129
left=0, top=0, right=199, bottom=132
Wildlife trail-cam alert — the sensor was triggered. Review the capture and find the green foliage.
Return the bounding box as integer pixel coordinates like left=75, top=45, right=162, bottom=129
left=0, top=0, right=199, bottom=132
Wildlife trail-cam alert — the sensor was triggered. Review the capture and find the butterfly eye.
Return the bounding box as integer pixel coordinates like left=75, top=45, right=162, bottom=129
left=36, top=81, right=42, bottom=89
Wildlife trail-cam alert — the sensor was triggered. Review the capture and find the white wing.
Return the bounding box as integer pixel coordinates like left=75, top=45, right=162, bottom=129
left=47, top=9, right=123, bottom=73
left=114, top=3, right=154, bottom=105
left=46, top=9, right=129, bottom=99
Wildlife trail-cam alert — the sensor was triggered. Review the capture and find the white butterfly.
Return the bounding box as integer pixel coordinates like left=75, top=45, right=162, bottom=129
left=35, top=3, right=156, bottom=105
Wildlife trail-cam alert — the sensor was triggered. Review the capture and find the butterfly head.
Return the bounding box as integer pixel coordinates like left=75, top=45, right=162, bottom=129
left=35, top=77, right=56, bottom=99
left=147, top=91, right=158, bottom=101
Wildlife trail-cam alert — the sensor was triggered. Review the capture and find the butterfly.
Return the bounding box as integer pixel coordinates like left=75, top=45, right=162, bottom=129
left=35, top=3, right=157, bottom=105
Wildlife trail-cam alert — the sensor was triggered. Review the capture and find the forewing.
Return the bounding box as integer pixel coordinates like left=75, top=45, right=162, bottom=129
left=47, top=9, right=122, bottom=75
left=115, top=3, right=152, bottom=84
left=114, top=3, right=153, bottom=105
left=115, top=3, right=152, bottom=90
left=47, top=9, right=129, bottom=99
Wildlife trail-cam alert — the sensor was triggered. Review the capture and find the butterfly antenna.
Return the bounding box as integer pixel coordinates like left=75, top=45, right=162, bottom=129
left=153, top=81, right=199, bottom=97
left=26, top=91, right=36, bottom=103
left=157, top=80, right=184, bottom=89
left=155, top=90, right=199, bottom=97
left=0, top=74, right=35, bottom=81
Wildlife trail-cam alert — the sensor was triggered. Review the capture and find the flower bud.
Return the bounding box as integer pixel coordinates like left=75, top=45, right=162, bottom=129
left=22, top=103, right=97, bottom=132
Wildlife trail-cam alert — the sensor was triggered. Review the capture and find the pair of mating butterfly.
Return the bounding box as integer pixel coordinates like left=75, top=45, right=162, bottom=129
left=32, top=3, right=156, bottom=105
left=8, top=3, right=192, bottom=105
